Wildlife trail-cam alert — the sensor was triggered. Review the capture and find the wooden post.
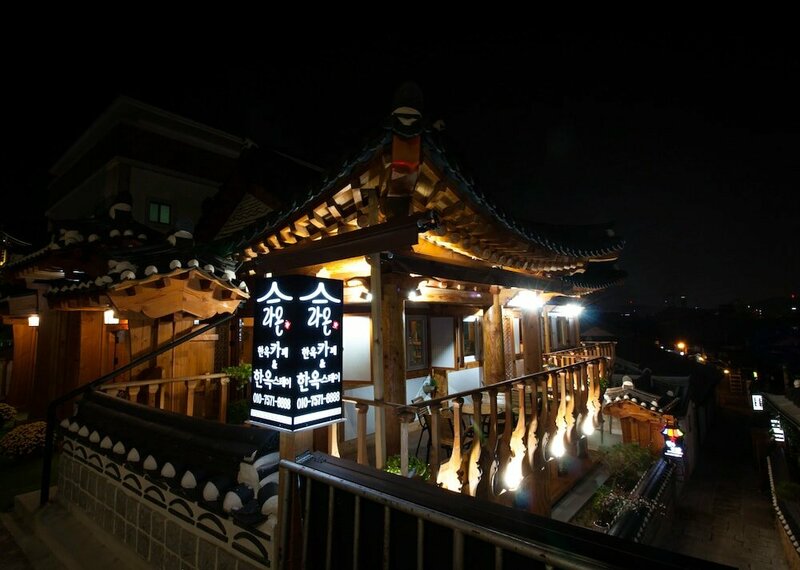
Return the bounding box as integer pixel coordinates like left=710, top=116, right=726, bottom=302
left=429, top=405, right=442, bottom=482
left=521, top=306, right=542, bottom=375
left=368, top=188, right=387, bottom=470
left=542, top=309, right=552, bottom=355
left=328, top=422, right=340, bottom=458
left=356, top=403, right=369, bottom=465
left=276, top=429, right=314, bottom=570
left=186, top=380, right=199, bottom=416
left=398, top=409, right=416, bottom=477
left=218, top=377, right=230, bottom=422
left=381, top=274, right=406, bottom=457
left=482, top=286, right=505, bottom=385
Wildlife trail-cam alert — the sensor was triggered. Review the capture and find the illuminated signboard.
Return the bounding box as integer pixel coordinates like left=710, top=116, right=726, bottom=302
left=249, top=276, right=344, bottom=432
left=751, top=394, right=764, bottom=411
left=771, top=418, right=785, bottom=443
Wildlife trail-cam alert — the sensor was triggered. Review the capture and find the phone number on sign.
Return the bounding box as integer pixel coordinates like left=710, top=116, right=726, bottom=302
left=296, top=392, right=341, bottom=409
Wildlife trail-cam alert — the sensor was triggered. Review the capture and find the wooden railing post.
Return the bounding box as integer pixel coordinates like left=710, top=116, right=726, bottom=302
left=356, top=403, right=369, bottom=466
left=186, top=380, right=199, bottom=417
left=429, top=404, right=442, bottom=483
left=147, top=384, right=159, bottom=407
left=328, top=421, right=340, bottom=458
left=398, top=408, right=416, bottom=477
left=218, top=377, right=230, bottom=423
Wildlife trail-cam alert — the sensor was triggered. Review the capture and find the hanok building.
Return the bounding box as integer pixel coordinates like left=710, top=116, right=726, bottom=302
left=0, top=89, right=663, bottom=569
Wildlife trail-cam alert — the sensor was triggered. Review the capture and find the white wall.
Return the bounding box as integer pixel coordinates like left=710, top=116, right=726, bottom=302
left=342, top=377, right=430, bottom=440
left=343, top=315, right=371, bottom=382
left=430, top=317, right=455, bottom=367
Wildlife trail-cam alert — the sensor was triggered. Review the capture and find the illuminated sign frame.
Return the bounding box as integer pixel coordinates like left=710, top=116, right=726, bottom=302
left=751, top=394, right=764, bottom=412
left=249, top=276, right=344, bottom=432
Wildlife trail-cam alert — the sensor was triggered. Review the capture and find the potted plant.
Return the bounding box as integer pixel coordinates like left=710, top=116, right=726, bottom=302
left=223, top=362, right=252, bottom=424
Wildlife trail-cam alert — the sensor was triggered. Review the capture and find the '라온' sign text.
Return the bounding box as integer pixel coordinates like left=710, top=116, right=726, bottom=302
left=249, top=276, right=344, bottom=432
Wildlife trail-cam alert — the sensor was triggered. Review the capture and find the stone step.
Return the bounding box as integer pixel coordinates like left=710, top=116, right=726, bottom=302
left=11, top=488, right=149, bottom=570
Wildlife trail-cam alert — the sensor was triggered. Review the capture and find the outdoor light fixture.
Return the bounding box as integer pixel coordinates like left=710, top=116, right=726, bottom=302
left=550, top=303, right=583, bottom=318
left=508, top=290, right=544, bottom=310
left=662, top=423, right=685, bottom=459
left=104, top=309, right=120, bottom=325
left=723, top=369, right=731, bottom=375
left=676, top=341, right=686, bottom=351
left=28, top=314, right=39, bottom=327
left=407, top=289, right=421, bottom=301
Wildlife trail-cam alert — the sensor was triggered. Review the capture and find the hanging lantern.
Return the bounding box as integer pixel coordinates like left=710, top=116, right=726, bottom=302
left=662, top=422, right=685, bottom=459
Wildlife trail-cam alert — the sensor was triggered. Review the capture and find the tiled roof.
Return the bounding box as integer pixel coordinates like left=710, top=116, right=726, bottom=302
left=422, top=135, right=626, bottom=259
left=562, top=264, right=627, bottom=291
left=603, top=385, right=680, bottom=414
left=222, top=125, right=625, bottom=262
left=215, top=193, right=273, bottom=239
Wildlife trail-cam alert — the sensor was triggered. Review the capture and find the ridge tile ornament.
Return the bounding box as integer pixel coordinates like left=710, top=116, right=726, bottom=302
left=249, top=276, right=344, bottom=432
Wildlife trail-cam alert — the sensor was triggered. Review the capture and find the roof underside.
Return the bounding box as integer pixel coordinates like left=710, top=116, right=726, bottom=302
left=224, top=129, right=625, bottom=292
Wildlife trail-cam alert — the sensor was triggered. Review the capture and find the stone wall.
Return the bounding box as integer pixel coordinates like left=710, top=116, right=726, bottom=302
left=57, top=435, right=274, bottom=569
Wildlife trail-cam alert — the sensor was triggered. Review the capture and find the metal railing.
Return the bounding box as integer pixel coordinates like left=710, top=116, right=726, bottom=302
left=278, top=451, right=730, bottom=570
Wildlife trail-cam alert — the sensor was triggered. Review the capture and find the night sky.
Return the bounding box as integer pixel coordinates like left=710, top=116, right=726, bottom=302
left=2, top=34, right=797, bottom=311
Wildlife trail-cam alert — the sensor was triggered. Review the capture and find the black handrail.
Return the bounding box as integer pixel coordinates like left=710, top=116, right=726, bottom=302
left=40, top=310, right=239, bottom=505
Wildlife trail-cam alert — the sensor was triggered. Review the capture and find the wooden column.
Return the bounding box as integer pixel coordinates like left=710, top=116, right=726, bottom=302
left=521, top=306, right=542, bottom=375
left=482, top=286, right=505, bottom=385
left=570, top=316, right=581, bottom=347
left=381, top=275, right=406, bottom=456
left=369, top=188, right=387, bottom=469
left=6, top=323, right=37, bottom=410
left=542, top=310, right=552, bottom=354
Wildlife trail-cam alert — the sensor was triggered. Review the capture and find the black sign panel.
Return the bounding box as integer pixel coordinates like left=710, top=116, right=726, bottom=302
left=249, top=276, right=344, bottom=432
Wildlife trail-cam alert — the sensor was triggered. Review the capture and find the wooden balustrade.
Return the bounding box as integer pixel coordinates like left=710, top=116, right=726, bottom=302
left=100, top=373, right=231, bottom=422
left=339, top=356, right=610, bottom=512
left=544, top=341, right=616, bottom=371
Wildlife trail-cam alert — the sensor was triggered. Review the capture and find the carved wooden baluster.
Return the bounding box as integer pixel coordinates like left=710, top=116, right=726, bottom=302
left=564, top=367, right=577, bottom=455
left=464, top=392, right=484, bottom=497
left=328, top=421, right=340, bottom=458
left=506, top=382, right=532, bottom=490
left=528, top=378, right=550, bottom=516
left=428, top=404, right=442, bottom=483
left=481, top=388, right=499, bottom=500
left=128, top=386, right=140, bottom=403
left=497, top=386, right=514, bottom=473
left=356, top=403, right=368, bottom=465
left=429, top=403, right=442, bottom=483
left=436, top=398, right=464, bottom=492
left=159, top=383, right=167, bottom=409
left=147, top=384, right=158, bottom=407
left=550, top=372, right=564, bottom=455
left=398, top=408, right=416, bottom=477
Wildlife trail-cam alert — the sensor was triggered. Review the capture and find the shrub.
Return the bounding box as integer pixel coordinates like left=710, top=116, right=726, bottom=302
left=0, top=403, right=16, bottom=424
left=223, top=362, right=253, bottom=389
left=599, top=443, right=655, bottom=491
left=385, top=454, right=430, bottom=481
left=0, top=421, right=47, bottom=458
left=776, top=480, right=800, bottom=503
left=592, top=484, right=666, bottom=525
left=227, top=400, right=250, bottom=425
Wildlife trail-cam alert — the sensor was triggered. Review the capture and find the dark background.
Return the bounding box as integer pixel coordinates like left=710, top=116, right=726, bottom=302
left=2, top=33, right=797, bottom=311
